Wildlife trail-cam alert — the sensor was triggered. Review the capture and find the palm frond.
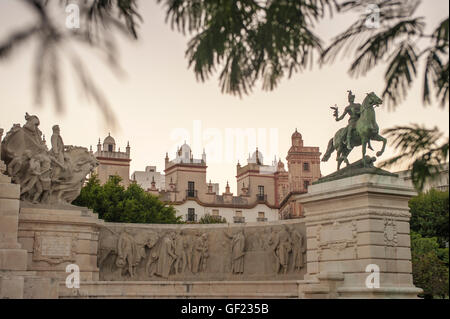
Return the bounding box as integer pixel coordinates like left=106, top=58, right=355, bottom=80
left=0, top=26, right=40, bottom=59
left=380, top=125, right=449, bottom=191
left=323, top=0, right=448, bottom=110
left=382, top=41, right=419, bottom=108
left=1, top=0, right=142, bottom=125
left=159, top=0, right=336, bottom=96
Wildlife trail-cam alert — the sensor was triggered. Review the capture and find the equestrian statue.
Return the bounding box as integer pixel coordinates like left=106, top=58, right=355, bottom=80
left=322, top=91, right=387, bottom=170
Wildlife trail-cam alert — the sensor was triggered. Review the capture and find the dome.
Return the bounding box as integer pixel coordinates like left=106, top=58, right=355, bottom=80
left=249, top=148, right=264, bottom=165
left=177, top=142, right=192, bottom=160
left=103, top=133, right=116, bottom=152
left=103, top=133, right=116, bottom=145
left=292, top=128, right=302, bottom=139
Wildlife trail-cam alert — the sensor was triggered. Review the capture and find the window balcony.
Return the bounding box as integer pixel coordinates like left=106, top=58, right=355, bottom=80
left=186, top=190, right=198, bottom=198
left=233, top=216, right=245, bottom=223
left=256, top=194, right=267, bottom=202
left=185, top=213, right=197, bottom=222
left=257, top=217, right=268, bottom=222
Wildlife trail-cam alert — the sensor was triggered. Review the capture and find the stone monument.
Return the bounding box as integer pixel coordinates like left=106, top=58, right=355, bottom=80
left=1, top=113, right=98, bottom=205
left=322, top=91, right=387, bottom=170
left=294, top=91, right=422, bottom=298
left=1, top=104, right=423, bottom=298
left=1, top=114, right=100, bottom=298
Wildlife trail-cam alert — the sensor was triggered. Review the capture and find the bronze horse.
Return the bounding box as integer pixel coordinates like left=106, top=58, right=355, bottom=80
left=322, top=92, right=387, bottom=169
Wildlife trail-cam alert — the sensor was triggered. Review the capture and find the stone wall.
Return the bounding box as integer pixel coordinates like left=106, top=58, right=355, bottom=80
left=3, top=169, right=423, bottom=298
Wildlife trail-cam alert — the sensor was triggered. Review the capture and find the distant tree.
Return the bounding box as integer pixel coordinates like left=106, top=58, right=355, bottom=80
left=73, top=174, right=182, bottom=224
left=198, top=214, right=227, bottom=224
left=408, top=189, right=449, bottom=298
left=410, top=232, right=449, bottom=299
left=409, top=189, right=449, bottom=247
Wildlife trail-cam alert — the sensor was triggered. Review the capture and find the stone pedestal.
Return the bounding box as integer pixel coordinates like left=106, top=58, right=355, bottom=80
left=18, top=204, right=101, bottom=282
left=0, top=173, right=28, bottom=298
left=0, top=173, right=59, bottom=298
left=297, top=173, right=422, bottom=298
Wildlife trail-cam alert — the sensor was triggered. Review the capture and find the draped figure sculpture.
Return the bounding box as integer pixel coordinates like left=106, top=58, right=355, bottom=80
left=1, top=113, right=98, bottom=205
left=224, top=229, right=246, bottom=274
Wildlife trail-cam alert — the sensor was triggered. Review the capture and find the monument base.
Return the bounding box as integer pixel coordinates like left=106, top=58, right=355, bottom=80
left=297, top=173, right=423, bottom=299
left=0, top=173, right=57, bottom=298
left=59, top=280, right=309, bottom=299
left=18, top=203, right=101, bottom=282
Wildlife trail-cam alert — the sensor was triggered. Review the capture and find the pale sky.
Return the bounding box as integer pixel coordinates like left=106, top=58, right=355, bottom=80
left=0, top=0, right=448, bottom=193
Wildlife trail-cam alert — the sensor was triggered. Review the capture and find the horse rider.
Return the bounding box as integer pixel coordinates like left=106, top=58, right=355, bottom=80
left=333, top=90, right=362, bottom=150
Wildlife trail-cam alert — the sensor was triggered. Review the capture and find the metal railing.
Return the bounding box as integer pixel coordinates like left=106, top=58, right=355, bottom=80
left=185, top=213, right=197, bottom=222
left=233, top=216, right=245, bottom=223
left=256, top=194, right=267, bottom=202
left=186, top=190, right=198, bottom=198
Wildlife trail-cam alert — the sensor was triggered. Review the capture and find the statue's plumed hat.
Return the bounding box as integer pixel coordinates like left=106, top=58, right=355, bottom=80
left=347, top=90, right=355, bottom=100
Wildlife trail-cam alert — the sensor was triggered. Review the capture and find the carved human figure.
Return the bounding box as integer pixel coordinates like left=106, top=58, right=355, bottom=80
left=192, top=232, right=208, bottom=273
left=183, top=232, right=193, bottom=272
left=145, top=232, right=161, bottom=278
left=116, top=230, right=139, bottom=277
left=333, top=90, right=362, bottom=150
left=23, top=112, right=45, bottom=150
left=174, top=230, right=187, bottom=275
left=267, top=227, right=279, bottom=260
left=289, top=225, right=306, bottom=271
left=36, top=153, right=52, bottom=203
left=224, top=229, right=246, bottom=274
left=200, top=233, right=209, bottom=272
left=20, top=154, right=43, bottom=203
left=7, top=150, right=32, bottom=184
left=155, top=232, right=177, bottom=278
left=50, top=125, right=65, bottom=178
left=273, top=226, right=292, bottom=274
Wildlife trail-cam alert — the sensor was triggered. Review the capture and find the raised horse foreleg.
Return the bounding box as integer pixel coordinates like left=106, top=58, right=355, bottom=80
left=370, top=133, right=387, bottom=157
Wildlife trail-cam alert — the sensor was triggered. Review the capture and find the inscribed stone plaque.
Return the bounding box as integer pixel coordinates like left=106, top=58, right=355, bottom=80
left=41, top=236, right=72, bottom=257
left=33, top=232, right=77, bottom=264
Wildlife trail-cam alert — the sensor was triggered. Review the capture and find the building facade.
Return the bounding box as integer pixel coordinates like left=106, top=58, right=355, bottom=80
left=131, top=166, right=165, bottom=191
left=157, top=143, right=279, bottom=223
left=154, top=129, right=321, bottom=222
left=279, top=130, right=322, bottom=219
left=93, top=134, right=131, bottom=187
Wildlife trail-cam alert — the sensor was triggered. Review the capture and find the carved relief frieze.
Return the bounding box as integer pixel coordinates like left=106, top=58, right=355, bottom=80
left=97, top=223, right=307, bottom=281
